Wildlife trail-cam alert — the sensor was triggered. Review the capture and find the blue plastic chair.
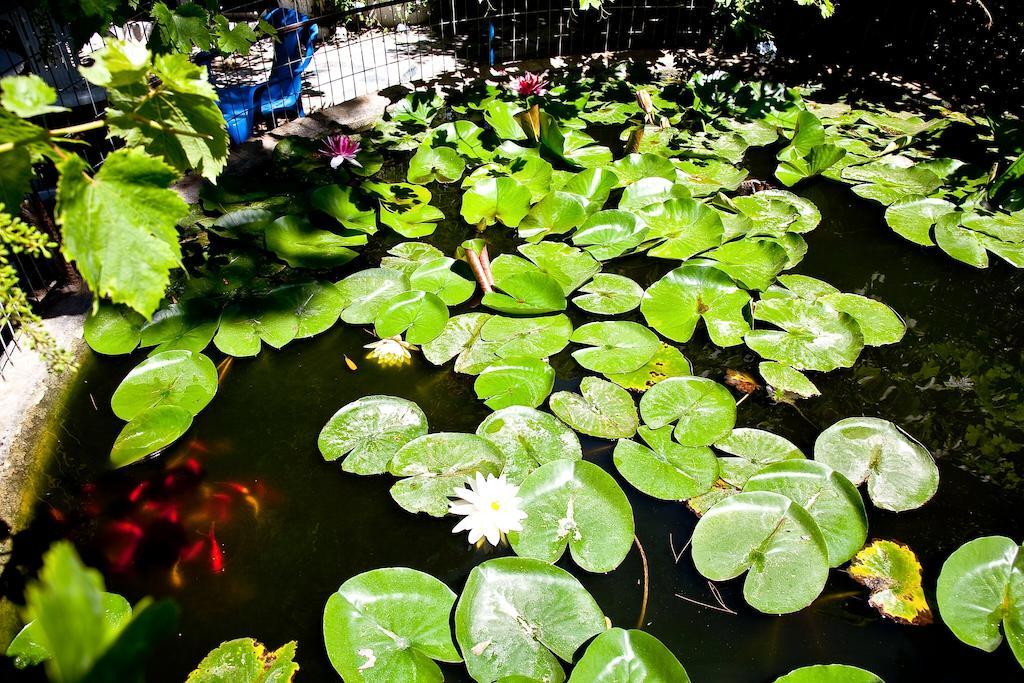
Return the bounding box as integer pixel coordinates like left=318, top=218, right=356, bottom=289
left=212, top=8, right=319, bottom=144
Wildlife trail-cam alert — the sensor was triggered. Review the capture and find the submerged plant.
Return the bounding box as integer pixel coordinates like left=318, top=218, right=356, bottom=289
left=449, top=472, right=527, bottom=546
left=509, top=72, right=549, bottom=98
left=319, top=134, right=362, bottom=169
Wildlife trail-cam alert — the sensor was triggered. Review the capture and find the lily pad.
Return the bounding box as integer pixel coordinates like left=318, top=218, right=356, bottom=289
left=691, top=490, right=830, bottom=614
left=454, top=557, right=605, bottom=683
left=642, top=198, right=725, bottom=260
left=618, top=177, right=690, bottom=211
left=613, top=426, right=718, bottom=500
left=605, top=343, right=692, bottom=392
left=510, top=459, right=634, bottom=572
left=758, top=361, right=821, bottom=400
left=318, top=395, right=428, bottom=475
left=674, top=158, right=748, bottom=196
left=883, top=196, right=954, bottom=246
left=323, top=568, right=460, bottom=683
left=610, top=153, right=676, bottom=185
left=814, top=417, right=938, bottom=512
left=421, top=313, right=496, bottom=374
left=549, top=377, right=639, bottom=440
left=265, top=215, right=360, bottom=269
left=774, top=665, right=884, bottom=683
left=745, top=297, right=864, bottom=372
left=480, top=314, right=572, bottom=359
left=639, top=376, right=736, bottom=446
left=408, top=145, right=467, bottom=184
left=336, top=268, right=410, bottom=324
left=518, top=191, right=588, bottom=241
left=474, top=357, right=555, bottom=410
left=388, top=433, right=505, bottom=516
left=380, top=202, right=445, bottom=238
left=84, top=303, right=144, bottom=355
left=641, top=263, right=751, bottom=347
left=483, top=269, right=567, bottom=315
left=568, top=628, right=691, bottom=683
left=560, top=167, right=618, bottom=212
left=309, top=185, right=377, bottom=233
left=743, top=460, right=868, bottom=566
left=110, top=350, right=218, bottom=421
left=110, top=405, right=194, bottom=468
left=570, top=321, right=660, bottom=374
left=572, top=210, right=649, bottom=261
left=187, top=639, right=299, bottom=683
left=409, top=257, right=476, bottom=306
left=849, top=539, right=932, bottom=625
left=139, top=303, right=218, bottom=354
left=461, top=177, right=532, bottom=228
left=936, top=536, right=1024, bottom=665
left=572, top=274, right=644, bottom=315
left=518, top=242, right=600, bottom=295
left=476, top=406, right=582, bottom=485
left=374, top=290, right=449, bottom=344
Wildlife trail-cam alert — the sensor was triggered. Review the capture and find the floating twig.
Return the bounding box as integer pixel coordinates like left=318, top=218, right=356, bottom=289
left=634, top=535, right=650, bottom=628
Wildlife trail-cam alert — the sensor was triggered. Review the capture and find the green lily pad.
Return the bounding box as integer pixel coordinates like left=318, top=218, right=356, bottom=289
left=568, top=628, right=691, bottom=683
left=408, top=145, right=467, bottom=184
left=639, top=376, right=736, bottom=446
left=380, top=202, right=445, bottom=238
left=421, top=313, right=496, bottom=374
left=613, top=426, right=718, bottom=500
left=272, top=282, right=348, bottom=340
left=318, top=395, right=428, bottom=475
left=480, top=314, right=572, bottom=359
left=814, top=417, right=938, bottom=512
left=841, top=160, right=942, bottom=206
left=454, top=557, right=605, bottom=683
left=324, top=568, right=460, bottom=683
left=642, top=198, right=725, bottom=260
left=461, top=177, right=532, bottom=228
left=758, top=361, right=821, bottom=400
left=641, top=263, right=751, bottom=347
left=336, top=268, right=410, bottom=324
left=110, top=405, right=194, bottom=468
left=572, top=210, right=649, bottom=261
left=187, top=639, right=299, bottom=683
left=84, top=303, right=144, bottom=355
left=518, top=191, right=588, bottom=241
left=483, top=100, right=526, bottom=140
left=510, top=459, right=634, bottom=573
left=309, top=185, right=377, bottom=233
left=883, top=196, right=954, bottom=246
left=110, top=350, right=218, bottom=421
left=936, top=536, right=1024, bottom=665
left=264, top=215, right=361, bottom=269
left=774, top=665, right=884, bottom=683
left=549, top=376, right=639, bottom=440
left=518, top=242, right=600, bottom=295
left=618, top=177, right=690, bottom=211
left=476, top=406, right=582, bottom=485
left=374, top=290, right=449, bottom=344
left=409, top=257, right=475, bottom=306
left=560, top=167, right=618, bottom=213
left=474, top=357, right=555, bottom=410
left=427, top=120, right=488, bottom=159
left=139, top=303, right=218, bottom=354
left=674, top=158, right=748, bottom=196
left=388, top=433, right=505, bottom=516
left=605, top=343, right=692, bottom=392
left=483, top=269, right=567, bottom=315
left=745, top=297, right=864, bottom=372
left=691, top=490, right=830, bottom=614
left=570, top=321, right=660, bottom=374
left=610, top=153, right=676, bottom=185
left=743, top=460, right=868, bottom=566
left=572, top=274, right=644, bottom=315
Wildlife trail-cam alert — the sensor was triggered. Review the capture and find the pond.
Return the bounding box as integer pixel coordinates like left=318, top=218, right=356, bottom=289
left=3, top=60, right=1024, bottom=682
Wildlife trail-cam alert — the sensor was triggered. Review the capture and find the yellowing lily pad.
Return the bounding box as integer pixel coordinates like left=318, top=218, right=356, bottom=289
left=849, top=539, right=932, bottom=625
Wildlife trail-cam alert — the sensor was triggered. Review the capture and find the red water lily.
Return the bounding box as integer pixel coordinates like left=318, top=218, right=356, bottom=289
left=319, top=134, right=362, bottom=169
left=509, top=72, right=548, bottom=97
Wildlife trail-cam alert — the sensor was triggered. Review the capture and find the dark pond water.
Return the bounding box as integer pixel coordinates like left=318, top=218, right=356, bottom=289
left=3, top=139, right=1024, bottom=682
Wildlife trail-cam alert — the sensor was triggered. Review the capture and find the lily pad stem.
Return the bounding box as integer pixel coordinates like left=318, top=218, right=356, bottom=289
left=634, top=534, right=649, bottom=628
left=465, top=249, right=493, bottom=293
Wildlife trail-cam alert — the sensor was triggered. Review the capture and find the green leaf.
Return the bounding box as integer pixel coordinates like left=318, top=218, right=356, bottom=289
left=618, top=177, right=690, bottom=211
left=572, top=210, right=649, bottom=261
left=380, top=202, right=445, bottom=238
left=743, top=460, right=867, bottom=566
left=110, top=350, right=217, bottom=421
left=745, top=297, right=864, bottom=372
left=187, top=638, right=299, bottom=682
left=84, top=303, right=145, bottom=355
left=934, top=212, right=989, bottom=267
left=691, top=490, right=830, bottom=614
left=324, top=568, right=460, bottom=683
left=388, top=433, right=505, bottom=516
left=461, top=176, right=532, bottom=228
left=549, top=376, right=638, bottom=440
left=310, top=185, right=377, bottom=233
left=774, top=664, right=884, bottom=683
left=213, top=15, right=259, bottom=55
left=1, top=75, right=67, bottom=118
left=474, top=357, right=556, bottom=410
left=570, top=321, right=660, bottom=374
left=265, top=215, right=361, bottom=269
left=151, top=2, right=213, bottom=52
left=510, top=460, right=634, bottom=572
left=421, top=313, right=496, bottom=373
left=572, top=274, right=643, bottom=315
left=604, top=343, right=692, bottom=392
left=110, top=405, right=194, bottom=468
left=57, top=149, right=187, bottom=318
left=849, top=539, right=932, bottom=625
left=455, top=557, right=605, bottom=683
left=643, top=198, right=724, bottom=260
left=705, top=238, right=789, bottom=291
left=841, top=160, right=942, bottom=206
left=560, top=167, right=618, bottom=213
left=336, top=268, right=409, bottom=324
left=484, top=269, right=567, bottom=315
left=814, top=417, right=938, bottom=512
left=484, top=100, right=526, bottom=140
left=318, top=395, right=428, bottom=475
left=613, top=426, right=718, bottom=500
left=408, top=257, right=475, bottom=306
left=138, top=303, right=218, bottom=354
left=641, top=263, right=751, bottom=347
left=610, top=153, right=676, bottom=185
left=758, top=361, right=820, bottom=400
left=518, top=191, right=588, bottom=241
left=518, top=242, right=600, bottom=295
left=568, top=628, right=691, bottom=683
left=271, top=282, right=347, bottom=340
left=427, top=120, right=489, bottom=159
left=408, top=145, right=467, bottom=184
left=674, top=158, right=748, bottom=197
left=476, top=406, right=582, bottom=485
left=936, top=536, right=1024, bottom=663
left=639, top=376, right=736, bottom=446
left=374, top=290, right=449, bottom=344
left=480, top=314, right=572, bottom=359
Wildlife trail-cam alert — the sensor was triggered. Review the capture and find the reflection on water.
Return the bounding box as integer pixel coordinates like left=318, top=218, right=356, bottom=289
left=2, top=151, right=1024, bottom=683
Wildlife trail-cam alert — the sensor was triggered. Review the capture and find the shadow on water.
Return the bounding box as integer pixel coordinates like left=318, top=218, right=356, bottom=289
left=3, top=144, right=1024, bottom=682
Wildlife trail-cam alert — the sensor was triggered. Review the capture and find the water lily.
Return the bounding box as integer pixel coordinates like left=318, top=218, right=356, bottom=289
left=509, top=72, right=548, bottom=97
left=364, top=336, right=417, bottom=366
left=449, top=472, right=527, bottom=546
left=319, top=134, right=362, bottom=169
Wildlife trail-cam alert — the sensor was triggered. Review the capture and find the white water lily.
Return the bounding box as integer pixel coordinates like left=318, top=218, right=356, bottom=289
left=363, top=336, right=418, bottom=367
left=449, top=473, right=527, bottom=546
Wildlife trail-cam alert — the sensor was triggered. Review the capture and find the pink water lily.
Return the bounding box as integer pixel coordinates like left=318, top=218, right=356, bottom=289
left=319, top=134, right=362, bottom=168
left=509, top=72, right=548, bottom=97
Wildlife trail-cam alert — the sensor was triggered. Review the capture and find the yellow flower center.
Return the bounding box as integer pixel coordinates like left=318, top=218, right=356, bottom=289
left=491, top=501, right=501, bottom=511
